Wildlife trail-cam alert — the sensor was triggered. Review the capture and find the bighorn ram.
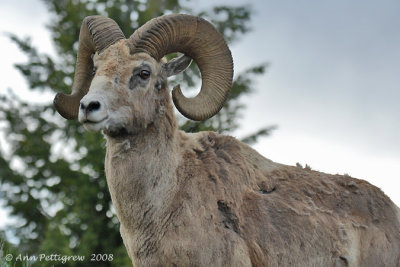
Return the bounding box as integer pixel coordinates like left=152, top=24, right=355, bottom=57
left=54, top=14, right=400, bottom=266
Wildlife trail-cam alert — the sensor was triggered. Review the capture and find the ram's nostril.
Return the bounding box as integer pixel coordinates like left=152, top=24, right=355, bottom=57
left=87, top=101, right=101, bottom=112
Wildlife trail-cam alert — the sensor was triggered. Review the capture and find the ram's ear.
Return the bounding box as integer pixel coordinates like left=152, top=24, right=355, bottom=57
left=163, top=55, right=192, bottom=77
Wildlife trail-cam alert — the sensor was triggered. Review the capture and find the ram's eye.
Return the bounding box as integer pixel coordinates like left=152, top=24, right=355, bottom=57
left=138, top=70, right=150, bottom=80
left=92, top=67, right=97, bottom=76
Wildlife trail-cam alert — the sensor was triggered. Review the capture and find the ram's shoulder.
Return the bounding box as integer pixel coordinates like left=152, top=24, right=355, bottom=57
left=177, top=130, right=278, bottom=176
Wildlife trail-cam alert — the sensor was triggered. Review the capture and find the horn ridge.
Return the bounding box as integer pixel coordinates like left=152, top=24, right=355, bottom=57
left=86, top=16, right=125, bottom=53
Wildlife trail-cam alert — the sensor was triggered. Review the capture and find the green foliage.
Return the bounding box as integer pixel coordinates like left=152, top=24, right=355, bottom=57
left=0, top=0, right=273, bottom=265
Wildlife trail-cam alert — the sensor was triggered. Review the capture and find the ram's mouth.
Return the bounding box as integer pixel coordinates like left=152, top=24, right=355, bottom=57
left=82, top=117, right=107, bottom=124
left=82, top=116, right=108, bottom=131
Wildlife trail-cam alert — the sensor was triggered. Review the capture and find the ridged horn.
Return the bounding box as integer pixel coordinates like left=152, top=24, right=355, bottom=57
left=128, top=14, right=233, bottom=121
left=54, top=16, right=125, bottom=120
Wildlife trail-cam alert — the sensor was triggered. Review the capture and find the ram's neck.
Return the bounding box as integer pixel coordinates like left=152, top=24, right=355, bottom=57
left=104, top=111, right=179, bottom=231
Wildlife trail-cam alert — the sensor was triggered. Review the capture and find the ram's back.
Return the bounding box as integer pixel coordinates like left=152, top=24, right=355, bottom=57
left=173, top=131, right=400, bottom=266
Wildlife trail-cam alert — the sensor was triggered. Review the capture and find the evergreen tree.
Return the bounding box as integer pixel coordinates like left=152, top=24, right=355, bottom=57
left=0, top=0, right=273, bottom=265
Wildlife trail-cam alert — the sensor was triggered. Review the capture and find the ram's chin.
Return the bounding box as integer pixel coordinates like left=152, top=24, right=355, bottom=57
left=82, top=120, right=108, bottom=132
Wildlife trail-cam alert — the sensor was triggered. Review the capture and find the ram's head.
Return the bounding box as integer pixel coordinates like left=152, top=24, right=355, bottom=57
left=53, top=14, right=233, bottom=136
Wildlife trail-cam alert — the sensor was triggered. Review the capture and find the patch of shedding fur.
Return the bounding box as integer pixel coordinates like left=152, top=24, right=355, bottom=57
left=317, top=186, right=334, bottom=195
left=334, top=223, right=361, bottom=266
left=343, top=226, right=361, bottom=267
left=283, top=203, right=311, bottom=216
left=351, top=222, right=368, bottom=229
left=157, top=105, right=166, bottom=116
left=338, top=224, right=349, bottom=242
left=295, top=162, right=312, bottom=170
left=112, top=139, right=131, bottom=159
left=305, top=197, right=333, bottom=215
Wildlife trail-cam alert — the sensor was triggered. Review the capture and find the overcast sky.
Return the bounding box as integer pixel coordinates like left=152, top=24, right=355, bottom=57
left=0, top=0, right=399, bottom=230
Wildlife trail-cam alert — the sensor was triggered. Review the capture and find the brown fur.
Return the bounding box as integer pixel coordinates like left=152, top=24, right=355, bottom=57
left=81, top=40, right=400, bottom=266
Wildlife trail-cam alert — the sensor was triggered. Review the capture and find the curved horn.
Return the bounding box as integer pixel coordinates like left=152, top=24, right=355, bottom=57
left=128, top=14, right=233, bottom=121
left=54, top=16, right=125, bottom=120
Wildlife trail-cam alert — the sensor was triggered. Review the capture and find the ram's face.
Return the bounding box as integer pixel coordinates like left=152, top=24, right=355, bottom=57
left=78, top=41, right=166, bottom=136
